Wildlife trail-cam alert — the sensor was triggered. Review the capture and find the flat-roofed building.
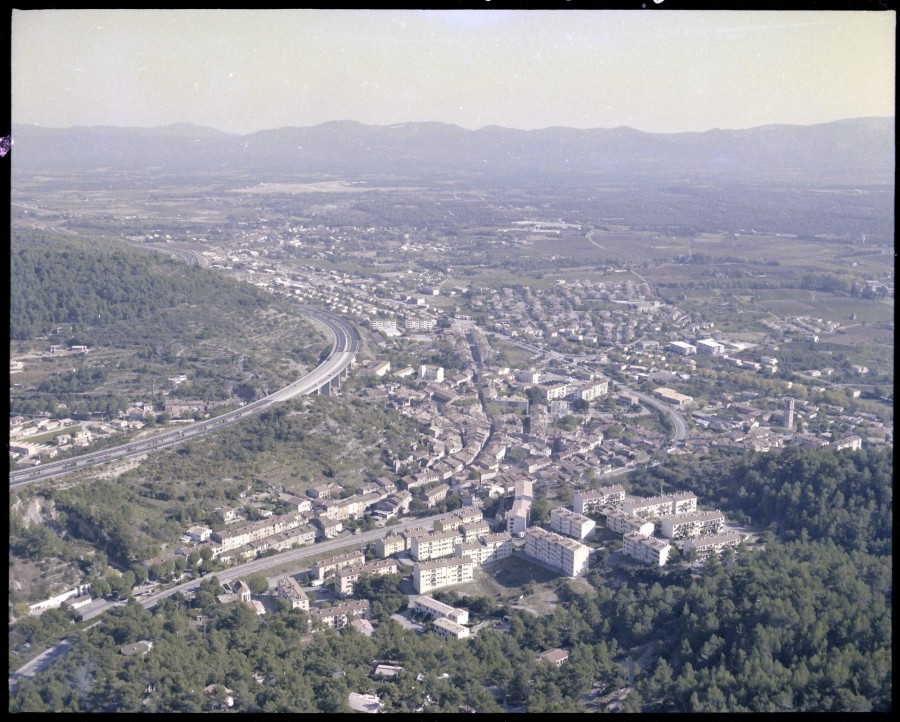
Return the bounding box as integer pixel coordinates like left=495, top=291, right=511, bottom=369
left=408, top=595, right=469, bottom=625
left=507, top=498, right=531, bottom=536
left=696, top=339, right=725, bottom=356
left=276, top=575, right=309, bottom=611
left=413, top=557, right=475, bottom=594
left=514, top=478, right=534, bottom=501
left=523, top=527, right=590, bottom=577
left=660, top=510, right=726, bottom=539
left=573, top=485, right=626, bottom=514
left=576, top=379, right=609, bottom=402
left=411, top=529, right=464, bottom=562
left=375, top=533, right=407, bottom=557
left=653, top=387, right=694, bottom=406
left=622, top=492, right=698, bottom=520
left=668, top=341, right=696, bottom=356
left=308, top=599, right=370, bottom=630
left=455, top=532, right=513, bottom=566
left=623, top=532, right=671, bottom=566
left=335, top=559, right=399, bottom=596
left=432, top=617, right=470, bottom=639
left=549, top=507, right=596, bottom=540
left=681, top=531, right=742, bottom=561
left=311, top=550, right=365, bottom=581
left=603, top=507, right=655, bottom=537
left=460, top=520, right=491, bottom=542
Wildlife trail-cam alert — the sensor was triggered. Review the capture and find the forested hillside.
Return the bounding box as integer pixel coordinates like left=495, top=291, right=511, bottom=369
left=10, top=446, right=891, bottom=712
left=10, top=231, right=267, bottom=341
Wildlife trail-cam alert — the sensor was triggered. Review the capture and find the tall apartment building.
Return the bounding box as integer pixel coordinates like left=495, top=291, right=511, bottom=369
left=375, top=533, right=408, bottom=557
left=507, top=498, right=531, bottom=536
left=623, top=532, right=671, bottom=566
left=460, top=520, right=491, bottom=541
left=549, top=507, right=596, bottom=540
left=621, top=492, right=698, bottom=520
left=413, top=557, right=475, bottom=594
left=411, top=529, right=464, bottom=562
left=783, top=397, right=795, bottom=429
left=660, top=510, right=726, bottom=539
left=455, top=532, right=513, bottom=566
left=572, top=485, right=626, bottom=515
left=523, top=527, right=590, bottom=577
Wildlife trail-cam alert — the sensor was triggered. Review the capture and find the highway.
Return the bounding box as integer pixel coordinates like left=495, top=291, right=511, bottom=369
left=9, top=308, right=359, bottom=487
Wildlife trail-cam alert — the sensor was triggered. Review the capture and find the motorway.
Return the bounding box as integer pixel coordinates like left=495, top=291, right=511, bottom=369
left=9, top=308, right=359, bottom=487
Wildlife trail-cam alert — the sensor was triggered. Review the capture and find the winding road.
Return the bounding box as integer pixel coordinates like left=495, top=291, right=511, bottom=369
left=9, top=308, right=359, bottom=487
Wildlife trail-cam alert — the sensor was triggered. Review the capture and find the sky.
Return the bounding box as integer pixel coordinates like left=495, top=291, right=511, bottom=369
left=11, top=8, right=896, bottom=135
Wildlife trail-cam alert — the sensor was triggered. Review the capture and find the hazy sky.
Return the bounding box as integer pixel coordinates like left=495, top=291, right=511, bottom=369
left=11, top=9, right=896, bottom=135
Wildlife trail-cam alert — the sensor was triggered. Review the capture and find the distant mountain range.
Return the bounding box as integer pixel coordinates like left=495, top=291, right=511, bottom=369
left=10, top=117, right=894, bottom=182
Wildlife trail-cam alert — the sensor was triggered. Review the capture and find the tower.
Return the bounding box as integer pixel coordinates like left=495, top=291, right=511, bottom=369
left=783, top=397, right=795, bottom=430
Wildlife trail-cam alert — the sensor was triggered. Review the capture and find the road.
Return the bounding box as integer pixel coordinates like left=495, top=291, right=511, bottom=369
left=9, top=308, right=359, bottom=487
left=8, top=512, right=448, bottom=688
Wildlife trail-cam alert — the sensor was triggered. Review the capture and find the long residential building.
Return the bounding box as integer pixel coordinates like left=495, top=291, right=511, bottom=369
left=548, top=507, right=596, bottom=540
left=621, top=492, right=698, bottom=520
left=335, top=559, right=399, bottom=596
left=408, top=595, right=469, bottom=625
left=432, top=617, right=470, bottom=640
left=311, top=550, right=365, bottom=581
left=623, top=532, right=671, bottom=566
left=572, top=485, right=626, bottom=515
left=660, top=510, right=727, bottom=539
left=523, top=527, right=590, bottom=577
left=212, top=512, right=304, bottom=552
left=308, top=599, right=370, bottom=630
left=413, top=557, right=475, bottom=594
left=603, top=507, right=655, bottom=537
left=681, top=531, right=742, bottom=560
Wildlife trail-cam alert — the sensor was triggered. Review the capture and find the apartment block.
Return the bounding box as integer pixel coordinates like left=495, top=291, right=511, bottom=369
left=408, top=595, right=469, bottom=625
left=572, top=485, right=626, bottom=515
left=549, top=507, right=596, bottom=540
left=432, top=617, right=470, bottom=639
left=681, top=531, right=742, bottom=560
left=411, top=529, right=464, bottom=562
left=308, top=599, right=370, bottom=630
left=603, top=507, right=655, bottom=537
left=622, top=492, right=698, bottom=520
left=460, top=520, right=492, bottom=541
left=523, top=527, right=590, bottom=577
left=311, top=550, right=365, bottom=581
left=335, top=559, right=399, bottom=596
left=212, top=512, right=304, bottom=551
left=276, top=576, right=309, bottom=611
left=433, top=508, right=484, bottom=532
left=507, top=498, right=531, bottom=536
left=413, top=557, right=475, bottom=594
left=576, top=378, right=609, bottom=402
left=375, top=533, right=408, bottom=557
left=623, top=532, right=671, bottom=566
left=660, top=510, right=726, bottom=539
left=455, top=532, right=513, bottom=566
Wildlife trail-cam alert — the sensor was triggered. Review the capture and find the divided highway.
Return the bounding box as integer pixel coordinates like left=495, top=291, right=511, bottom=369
left=9, top=308, right=359, bottom=487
